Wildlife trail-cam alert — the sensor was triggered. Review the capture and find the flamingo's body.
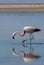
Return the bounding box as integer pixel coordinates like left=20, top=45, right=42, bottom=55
left=12, top=26, right=41, bottom=39
left=23, top=26, right=38, bottom=34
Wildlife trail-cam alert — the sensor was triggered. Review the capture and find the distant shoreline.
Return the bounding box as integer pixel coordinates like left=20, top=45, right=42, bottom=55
left=0, top=3, right=44, bottom=13
left=0, top=3, right=44, bottom=5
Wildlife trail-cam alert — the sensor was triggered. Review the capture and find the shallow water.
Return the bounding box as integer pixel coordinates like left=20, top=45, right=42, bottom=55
left=0, top=40, right=44, bottom=65
left=0, top=13, right=44, bottom=65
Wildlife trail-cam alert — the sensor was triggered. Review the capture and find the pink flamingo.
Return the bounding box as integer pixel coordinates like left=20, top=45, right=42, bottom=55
left=12, top=26, right=41, bottom=39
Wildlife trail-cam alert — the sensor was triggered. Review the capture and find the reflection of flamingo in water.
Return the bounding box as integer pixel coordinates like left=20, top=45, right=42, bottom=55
left=12, top=26, right=41, bottom=54
left=12, top=48, right=41, bottom=61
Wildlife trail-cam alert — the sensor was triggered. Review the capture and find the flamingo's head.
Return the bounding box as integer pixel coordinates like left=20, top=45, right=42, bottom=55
left=12, top=32, right=18, bottom=39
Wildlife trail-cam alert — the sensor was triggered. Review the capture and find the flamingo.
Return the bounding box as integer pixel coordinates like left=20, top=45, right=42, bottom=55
left=12, top=26, right=41, bottom=53
left=12, top=26, right=41, bottom=39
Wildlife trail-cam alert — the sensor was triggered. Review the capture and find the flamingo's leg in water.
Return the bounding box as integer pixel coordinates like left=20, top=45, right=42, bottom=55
left=29, top=34, right=35, bottom=54
left=22, top=34, right=34, bottom=48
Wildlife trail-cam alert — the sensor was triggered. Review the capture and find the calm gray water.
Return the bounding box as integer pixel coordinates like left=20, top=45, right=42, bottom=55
left=0, top=13, right=44, bottom=65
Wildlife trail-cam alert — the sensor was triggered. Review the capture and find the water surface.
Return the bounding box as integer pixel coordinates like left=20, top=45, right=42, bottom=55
left=0, top=13, right=44, bottom=65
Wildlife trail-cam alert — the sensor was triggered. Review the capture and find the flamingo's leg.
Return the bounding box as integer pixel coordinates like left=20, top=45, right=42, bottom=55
left=29, top=34, right=35, bottom=54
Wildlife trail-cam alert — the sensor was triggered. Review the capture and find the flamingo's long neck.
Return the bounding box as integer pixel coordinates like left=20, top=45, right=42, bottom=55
left=20, top=30, right=26, bottom=37
left=12, top=30, right=26, bottom=39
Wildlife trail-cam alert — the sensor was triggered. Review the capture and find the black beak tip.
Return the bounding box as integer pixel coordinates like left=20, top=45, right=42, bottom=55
left=12, top=36, right=15, bottom=39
